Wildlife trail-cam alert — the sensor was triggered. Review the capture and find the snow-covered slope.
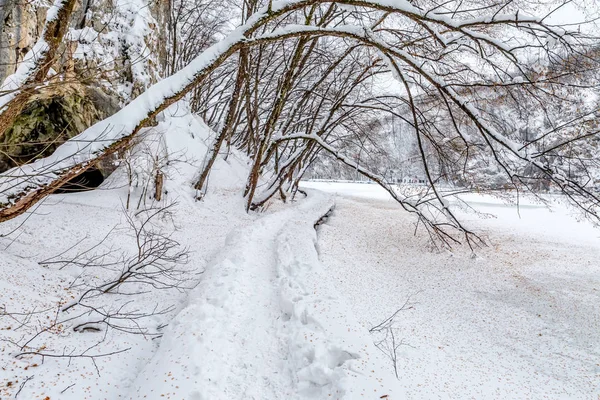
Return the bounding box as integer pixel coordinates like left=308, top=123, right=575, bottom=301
left=0, top=109, right=402, bottom=399
left=0, top=106, right=255, bottom=399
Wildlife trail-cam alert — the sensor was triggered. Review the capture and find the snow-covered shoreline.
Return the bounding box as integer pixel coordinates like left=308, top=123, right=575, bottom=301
left=310, top=181, right=600, bottom=399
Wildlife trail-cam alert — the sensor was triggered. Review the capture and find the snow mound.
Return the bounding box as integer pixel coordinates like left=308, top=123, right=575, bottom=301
left=101, top=102, right=251, bottom=204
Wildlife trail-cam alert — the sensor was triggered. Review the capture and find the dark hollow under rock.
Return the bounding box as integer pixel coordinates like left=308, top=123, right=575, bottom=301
left=53, top=166, right=105, bottom=193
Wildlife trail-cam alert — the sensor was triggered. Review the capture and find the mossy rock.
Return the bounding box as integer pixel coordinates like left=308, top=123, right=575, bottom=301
left=0, top=86, right=118, bottom=172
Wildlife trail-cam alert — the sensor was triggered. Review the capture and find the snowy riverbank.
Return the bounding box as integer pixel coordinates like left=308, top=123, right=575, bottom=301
left=307, top=181, right=600, bottom=399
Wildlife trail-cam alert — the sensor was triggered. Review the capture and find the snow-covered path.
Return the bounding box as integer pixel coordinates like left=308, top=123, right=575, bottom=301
left=128, top=191, right=402, bottom=399
left=308, top=182, right=600, bottom=399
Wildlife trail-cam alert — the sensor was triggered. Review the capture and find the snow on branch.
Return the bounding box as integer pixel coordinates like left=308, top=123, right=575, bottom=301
left=0, top=0, right=589, bottom=225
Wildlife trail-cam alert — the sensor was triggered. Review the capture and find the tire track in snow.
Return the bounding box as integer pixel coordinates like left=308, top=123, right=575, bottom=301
left=127, top=190, right=402, bottom=399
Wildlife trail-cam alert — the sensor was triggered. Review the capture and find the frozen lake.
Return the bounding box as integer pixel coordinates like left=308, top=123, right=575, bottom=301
left=305, top=181, right=600, bottom=399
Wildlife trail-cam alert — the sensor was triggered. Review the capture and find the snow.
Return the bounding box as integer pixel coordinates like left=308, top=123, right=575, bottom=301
left=0, top=111, right=401, bottom=399
left=128, top=190, right=401, bottom=399
left=305, top=181, right=600, bottom=399
left=0, top=0, right=69, bottom=111
left=0, top=40, right=48, bottom=111
left=1, top=131, right=599, bottom=398
left=44, top=0, right=63, bottom=21
left=116, top=0, right=159, bottom=90
left=0, top=114, right=255, bottom=399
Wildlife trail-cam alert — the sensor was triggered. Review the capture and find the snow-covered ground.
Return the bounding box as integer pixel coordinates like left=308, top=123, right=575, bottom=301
left=0, top=112, right=402, bottom=399
left=1, top=114, right=598, bottom=399
left=304, top=181, right=600, bottom=399
left=126, top=189, right=402, bottom=399
left=0, top=148, right=257, bottom=399
left=0, top=186, right=401, bottom=399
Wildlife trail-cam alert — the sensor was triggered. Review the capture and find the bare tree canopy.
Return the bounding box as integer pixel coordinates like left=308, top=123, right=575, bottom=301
left=0, top=0, right=598, bottom=245
left=2, top=1, right=600, bottom=398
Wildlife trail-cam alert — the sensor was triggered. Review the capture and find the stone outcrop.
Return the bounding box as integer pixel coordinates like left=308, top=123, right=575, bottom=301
left=0, top=83, right=119, bottom=172
left=0, top=0, right=47, bottom=82
left=0, top=0, right=169, bottom=173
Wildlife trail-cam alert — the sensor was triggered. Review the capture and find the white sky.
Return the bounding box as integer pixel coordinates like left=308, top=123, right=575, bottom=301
left=543, top=1, right=600, bottom=34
